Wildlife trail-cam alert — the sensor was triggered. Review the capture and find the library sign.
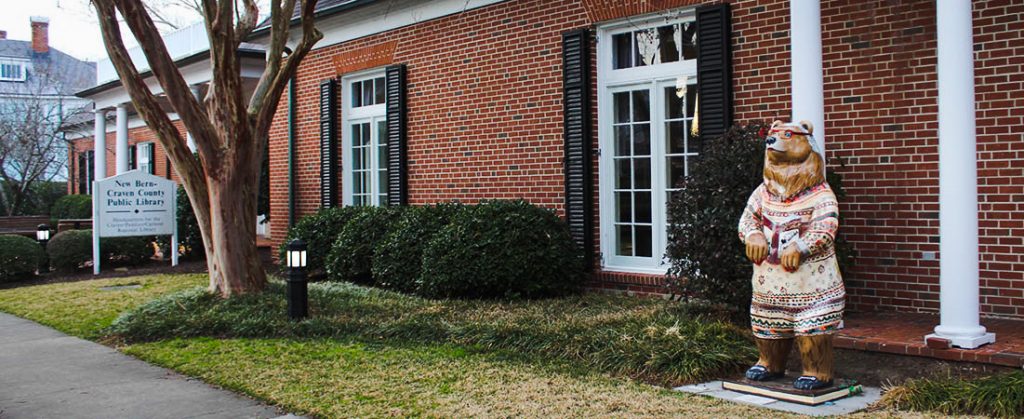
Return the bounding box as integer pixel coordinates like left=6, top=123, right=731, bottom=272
left=92, top=170, right=178, bottom=273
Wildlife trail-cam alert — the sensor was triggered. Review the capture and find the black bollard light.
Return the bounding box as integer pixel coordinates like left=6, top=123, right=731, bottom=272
left=36, top=224, right=51, bottom=273
left=285, top=239, right=309, bottom=320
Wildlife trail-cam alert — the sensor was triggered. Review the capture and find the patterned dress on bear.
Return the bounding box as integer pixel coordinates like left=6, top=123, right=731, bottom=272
left=738, top=182, right=845, bottom=339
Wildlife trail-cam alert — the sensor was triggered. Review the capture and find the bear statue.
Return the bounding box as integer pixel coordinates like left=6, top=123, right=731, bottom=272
left=738, top=120, right=844, bottom=391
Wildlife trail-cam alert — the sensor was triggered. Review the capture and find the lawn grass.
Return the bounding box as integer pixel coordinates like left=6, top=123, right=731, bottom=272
left=877, top=370, right=1024, bottom=418
left=0, top=273, right=205, bottom=338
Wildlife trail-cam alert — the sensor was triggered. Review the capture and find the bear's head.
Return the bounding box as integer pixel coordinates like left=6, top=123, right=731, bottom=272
left=763, top=120, right=825, bottom=199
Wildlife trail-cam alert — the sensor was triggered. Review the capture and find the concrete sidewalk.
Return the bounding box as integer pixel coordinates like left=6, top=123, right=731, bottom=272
left=0, top=313, right=291, bottom=419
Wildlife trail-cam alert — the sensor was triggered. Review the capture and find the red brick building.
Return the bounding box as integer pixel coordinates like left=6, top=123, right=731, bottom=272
left=68, top=0, right=1024, bottom=345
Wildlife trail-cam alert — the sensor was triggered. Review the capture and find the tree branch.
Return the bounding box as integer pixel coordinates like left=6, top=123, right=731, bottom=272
left=250, top=0, right=321, bottom=134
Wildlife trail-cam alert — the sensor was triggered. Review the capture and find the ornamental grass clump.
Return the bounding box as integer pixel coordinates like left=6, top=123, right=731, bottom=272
left=108, top=281, right=756, bottom=385
left=878, top=370, right=1024, bottom=418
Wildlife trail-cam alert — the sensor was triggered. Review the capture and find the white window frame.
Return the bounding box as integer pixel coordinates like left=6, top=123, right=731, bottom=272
left=0, top=58, right=28, bottom=82
left=597, top=10, right=698, bottom=274
left=341, top=68, right=388, bottom=207
left=137, top=142, right=154, bottom=174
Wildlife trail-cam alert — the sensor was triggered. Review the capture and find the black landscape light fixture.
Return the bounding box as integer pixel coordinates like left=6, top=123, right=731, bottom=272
left=285, top=238, right=309, bottom=320
left=36, top=224, right=51, bottom=273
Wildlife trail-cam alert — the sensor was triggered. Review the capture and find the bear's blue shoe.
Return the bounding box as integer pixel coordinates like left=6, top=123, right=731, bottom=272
left=793, top=376, right=833, bottom=390
left=745, top=365, right=784, bottom=381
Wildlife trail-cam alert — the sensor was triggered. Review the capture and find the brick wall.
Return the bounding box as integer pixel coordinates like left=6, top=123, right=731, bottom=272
left=68, top=120, right=186, bottom=194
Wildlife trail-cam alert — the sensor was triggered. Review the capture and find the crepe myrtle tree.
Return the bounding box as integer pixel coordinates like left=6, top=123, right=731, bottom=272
left=91, top=0, right=322, bottom=295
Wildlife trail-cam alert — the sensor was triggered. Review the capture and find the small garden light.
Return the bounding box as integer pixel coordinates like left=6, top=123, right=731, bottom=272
left=36, top=224, right=51, bottom=273
left=285, top=238, right=308, bottom=320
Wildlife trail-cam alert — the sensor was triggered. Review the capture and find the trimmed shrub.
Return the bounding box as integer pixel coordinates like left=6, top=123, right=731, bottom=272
left=665, top=122, right=853, bottom=316
left=156, top=186, right=206, bottom=260
left=50, top=194, right=92, bottom=221
left=325, top=206, right=404, bottom=283
left=0, top=235, right=44, bottom=282
left=102, top=236, right=154, bottom=266
left=47, top=229, right=93, bottom=272
left=419, top=200, right=585, bottom=299
left=371, top=203, right=464, bottom=293
left=279, top=206, right=366, bottom=276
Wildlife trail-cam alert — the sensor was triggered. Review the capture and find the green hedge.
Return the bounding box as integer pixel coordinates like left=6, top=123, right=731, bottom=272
left=325, top=206, right=402, bottom=284
left=371, top=203, right=461, bottom=293
left=47, top=229, right=154, bottom=272
left=47, top=229, right=93, bottom=272
left=419, top=200, right=585, bottom=299
left=50, top=194, right=92, bottom=221
left=0, top=235, right=44, bottom=282
left=278, top=206, right=364, bottom=276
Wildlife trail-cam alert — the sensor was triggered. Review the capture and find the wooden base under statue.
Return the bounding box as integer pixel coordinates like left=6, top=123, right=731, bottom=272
left=722, top=376, right=861, bottom=406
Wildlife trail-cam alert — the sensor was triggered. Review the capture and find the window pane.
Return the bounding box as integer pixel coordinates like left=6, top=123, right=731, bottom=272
left=633, top=124, right=650, bottom=156
left=633, top=158, right=651, bottom=189
left=361, top=122, right=371, bottom=146
left=615, top=159, right=631, bottom=189
left=686, top=83, right=698, bottom=118
left=667, top=121, right=685, bottom=154
left=667, top=157, right=686, bottom=189
left=616, top=192, right=632, bottom=223
left=687, top=131, right=701, bottom=154
left=352, top=81, right=363, bottom=107
left=612, top=33, right=633, bottom=70
left=378, top=169, right=387, bottom=196
left=613, top=92, right=630, bottom=123
left=634, top=30, right=655, bottom=67
left=374, top=77, right=386, bottom=105
left=632, top=90, right=649, bottom=122
left=362, top=81, right=374, bottom=107
left=353, top=172, right=365, bottom=194
left=635, top=225, right=653, bottom=257
left=615, top=125, right=630, bottom=156
left=657, top=24, right=679, bottom=64
left=681, top=22, right=697, bottom=60
left=635, top=191, right=652, bottom=223
left=665, top=86, right=684, bottom=119
left=352, top=124, right=362, bottom=147
left=617, top=225, right=633, bottom=256
left=352, top=148, right=364, bottom=170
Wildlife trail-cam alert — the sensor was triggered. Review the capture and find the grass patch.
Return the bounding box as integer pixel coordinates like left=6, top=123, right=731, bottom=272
left=123, top=337, right=788, bottom=418
left=878, top=370, right=1024, bottom=418
left=109, top=281, right=756, bottom=386
left=0, top=273, right=205, bottom=338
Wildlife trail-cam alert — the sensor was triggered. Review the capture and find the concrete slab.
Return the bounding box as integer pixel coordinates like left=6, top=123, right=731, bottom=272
left=0, top=313, right=296, bottom=419
left=675, top=380, right=882, bottom=416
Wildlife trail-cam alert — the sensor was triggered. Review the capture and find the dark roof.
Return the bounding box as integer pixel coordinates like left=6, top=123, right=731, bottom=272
left=0, top=39, right=96, bottom=97
left=252, top=0, right=377, bottom=33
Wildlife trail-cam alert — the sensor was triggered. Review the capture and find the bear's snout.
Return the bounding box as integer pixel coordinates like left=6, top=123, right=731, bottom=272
left=765, top=137, right=777, bottom=146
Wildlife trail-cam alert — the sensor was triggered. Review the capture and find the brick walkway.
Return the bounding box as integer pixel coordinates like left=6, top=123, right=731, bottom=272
left=837, top=311, right=1024, bottom=368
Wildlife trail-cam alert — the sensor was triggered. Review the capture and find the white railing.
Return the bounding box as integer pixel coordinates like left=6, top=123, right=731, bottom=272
left=95, top=21, right=210, bottom=84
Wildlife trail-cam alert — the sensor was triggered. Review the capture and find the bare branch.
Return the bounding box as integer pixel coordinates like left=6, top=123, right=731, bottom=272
left=250, top=0, right=322, bottom=134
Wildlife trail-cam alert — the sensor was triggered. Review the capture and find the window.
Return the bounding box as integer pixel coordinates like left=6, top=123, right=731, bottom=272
left=0, top=59, right=27, bottom=82
left=77, top=151, right=95, bottom=195
left=137, top=142, right=154, bottom=174
left=128, top=145, right=137, bottom=170
left=598, top=11, right=699, bottom=273
left=342, top=71, right=388, bottom=207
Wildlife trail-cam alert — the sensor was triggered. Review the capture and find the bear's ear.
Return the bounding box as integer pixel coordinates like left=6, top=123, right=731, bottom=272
left=799, top=120, right=814, bottom=135
left=771, top=120, right=784, bottom=129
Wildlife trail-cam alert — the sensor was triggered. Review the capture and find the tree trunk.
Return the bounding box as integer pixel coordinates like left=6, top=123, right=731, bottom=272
left=206, top=169, right=266, bottom=295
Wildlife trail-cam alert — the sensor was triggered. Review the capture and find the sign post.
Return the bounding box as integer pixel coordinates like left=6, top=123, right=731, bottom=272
left=92, top=170, right=177, bottom=274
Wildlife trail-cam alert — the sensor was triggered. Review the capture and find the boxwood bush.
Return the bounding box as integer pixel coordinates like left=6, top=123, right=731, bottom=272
left=102, top=236, right=154, bottom=266
left=325, top=206, right=403, bottom=284
left=279, top=206, right=365, bottom=276
left=666, top=122, right=853, bottom=317
left=47, top=229, right=93, bottom=272
left=0, top=234, right=44, bottom=282
left=156, top=186, right=206, bottom=260
left=371, top=203, right=463, bottom=293
left=419, top=200, right=585, bottom=299
left=50, top=194, right=92, bottom=221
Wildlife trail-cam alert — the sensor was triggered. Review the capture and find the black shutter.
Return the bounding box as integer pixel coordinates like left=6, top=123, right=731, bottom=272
left=319, top=78, right=339, bottom=207
left=148, top=144, right=156, bottom=175
left=78, top=153, right=87, bottom=194
left=129, top=145, right=137, bottom=170
left=385, top=64, right=408, bottom=206
left=561, top=29, right=593, bottom=268
left=696, top=3, right=733, bottom=139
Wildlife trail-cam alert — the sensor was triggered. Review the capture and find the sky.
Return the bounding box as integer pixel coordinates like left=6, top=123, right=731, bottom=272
left=0, top=0, right=200, bottom=62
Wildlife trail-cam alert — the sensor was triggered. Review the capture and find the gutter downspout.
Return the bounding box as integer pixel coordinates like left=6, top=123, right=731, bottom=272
left=288, top=77, right=297, bottom=228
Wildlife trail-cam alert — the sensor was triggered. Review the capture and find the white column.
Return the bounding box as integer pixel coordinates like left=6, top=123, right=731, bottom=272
left=93, top=108, right=107, bottom=180
left=115, top=103, right=129, bottom=174
left=790, top=0, right=825, bottom=154
left=926, top=0, right=995, bottom=349
left=186, top=84, right=201, bottom=152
